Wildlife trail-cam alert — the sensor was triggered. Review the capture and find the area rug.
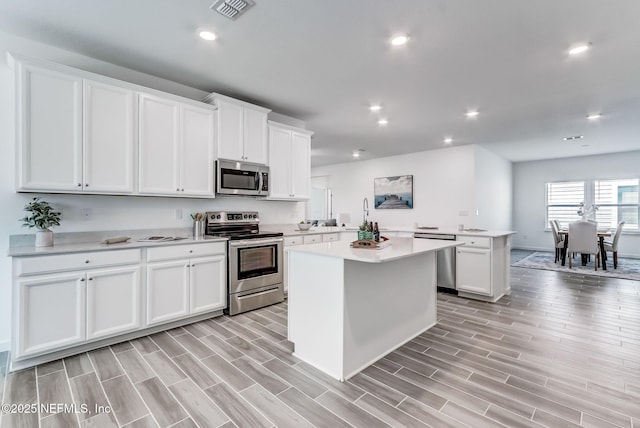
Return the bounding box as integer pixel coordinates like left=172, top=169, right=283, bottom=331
left=511, top=251, right=640, bottom=281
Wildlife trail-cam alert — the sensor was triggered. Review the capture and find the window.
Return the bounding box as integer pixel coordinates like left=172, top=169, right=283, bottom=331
left=546, top=181, right=585, bottom=228
left=594, top=179, right=639, bottom=230
left=546, top=178, right=639, bottom=231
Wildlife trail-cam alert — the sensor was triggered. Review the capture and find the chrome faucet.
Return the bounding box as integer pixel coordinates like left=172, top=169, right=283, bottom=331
left=363, top=197, right=369, bottom=223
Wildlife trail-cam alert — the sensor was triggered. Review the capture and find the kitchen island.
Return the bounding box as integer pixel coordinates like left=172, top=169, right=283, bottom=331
left=286, top=237, right=461, bottom=381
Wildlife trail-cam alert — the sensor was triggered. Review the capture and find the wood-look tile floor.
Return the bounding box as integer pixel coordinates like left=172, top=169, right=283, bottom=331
left=1, top=264, right=640, bottom=428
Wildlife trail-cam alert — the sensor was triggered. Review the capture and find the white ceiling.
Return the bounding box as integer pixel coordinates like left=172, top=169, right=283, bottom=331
left=1, top=0, right=639, bottom=167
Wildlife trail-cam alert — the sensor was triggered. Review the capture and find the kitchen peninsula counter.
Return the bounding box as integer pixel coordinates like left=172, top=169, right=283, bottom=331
left=286, top=237, right=461, bottom=381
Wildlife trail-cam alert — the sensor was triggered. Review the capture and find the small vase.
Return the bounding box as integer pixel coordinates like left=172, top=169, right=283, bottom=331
left=35, top=229, right=54, bottom=247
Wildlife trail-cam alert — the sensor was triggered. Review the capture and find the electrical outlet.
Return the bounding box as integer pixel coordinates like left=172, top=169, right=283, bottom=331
left=82, top=208, right=92, bottom=221
left=175, top=209, right=183, bottom=220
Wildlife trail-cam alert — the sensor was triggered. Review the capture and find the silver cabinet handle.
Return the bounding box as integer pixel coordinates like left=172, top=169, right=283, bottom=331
left=88, top=277, right=93, bottom=281
left=77, top=183, right=82, bottom=187
left=85, top=260, right=90, bottom=264
left=181, top=189, right=184, bottom=192
left=80, top=278, right=85, bottom=282
left=191, top=264, right=195, bottom=267
left=85, top=183, right=89, bottom=187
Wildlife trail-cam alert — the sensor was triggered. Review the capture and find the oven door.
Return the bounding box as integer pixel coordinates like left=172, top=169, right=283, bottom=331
left=216, top=160, right=267, bottom=196
left=228, top=238, right=284, bottom=294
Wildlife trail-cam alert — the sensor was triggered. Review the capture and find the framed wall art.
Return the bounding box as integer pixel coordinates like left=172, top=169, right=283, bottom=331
left=374, top=175, right=413, bottom=209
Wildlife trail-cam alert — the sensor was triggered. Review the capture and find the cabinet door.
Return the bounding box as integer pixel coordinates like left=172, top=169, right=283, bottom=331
left=16, top=272, right=85, bottom=358
left=83, top=80, right=135, bottom=193
left=456, top=247, right=492, bottom=296
left=243, top=107, right=268, bottom=164
left=180, top=104, right=215, bottom=196
left=17, top=63, right=82, bottom=191
left=189, top=255, right=226, bottom=314
left=138, top=93, right=180, bottom=195
left=86, top=265, right=141, bottom=340
left=291, top=132, right=311, bottom=199
left=268, top=126, right=292, bottom=199
left=146, top=260, right=189, bottom=325
left=216, top=99, right=244, bottom=161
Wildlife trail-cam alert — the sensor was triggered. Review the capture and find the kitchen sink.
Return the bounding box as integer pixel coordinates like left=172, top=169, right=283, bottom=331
left=463, top=228, right=488, bottom=232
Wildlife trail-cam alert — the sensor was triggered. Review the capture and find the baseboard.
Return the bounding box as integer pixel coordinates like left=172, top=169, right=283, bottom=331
left=0, top=339, right=10, bottom=352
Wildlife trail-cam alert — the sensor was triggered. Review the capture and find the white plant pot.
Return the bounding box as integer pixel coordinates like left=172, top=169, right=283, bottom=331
left=35, top=229, right=53, bottom=247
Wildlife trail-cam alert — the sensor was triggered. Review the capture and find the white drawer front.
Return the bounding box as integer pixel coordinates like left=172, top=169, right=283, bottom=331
left=147, top=242, right=226, bottom=262
left=284, top=237, right=303, bottom=246
left=457, top=236, right=491, bottom=249
left=322, top=233, right=339, bottom=242
left=17, top=249, right=141, bottom=276
left=303, top=235, right=321, bottom=244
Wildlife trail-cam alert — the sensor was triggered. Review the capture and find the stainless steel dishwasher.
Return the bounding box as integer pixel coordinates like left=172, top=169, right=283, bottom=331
left=414, top=232, right=457, bottom=294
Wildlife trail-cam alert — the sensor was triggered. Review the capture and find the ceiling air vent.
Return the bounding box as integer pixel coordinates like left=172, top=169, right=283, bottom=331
left=210, top=0, right=255, bottom=20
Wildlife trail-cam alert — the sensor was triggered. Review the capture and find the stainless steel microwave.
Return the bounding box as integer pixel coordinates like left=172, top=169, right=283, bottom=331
left=216, top=159, right=269, bottom=196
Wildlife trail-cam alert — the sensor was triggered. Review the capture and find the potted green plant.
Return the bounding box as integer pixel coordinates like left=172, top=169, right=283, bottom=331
left=20, top=197, right=62, bottom=247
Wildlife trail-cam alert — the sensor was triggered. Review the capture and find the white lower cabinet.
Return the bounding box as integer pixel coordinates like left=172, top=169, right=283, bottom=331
left=146, top=244, right=226, bottom=325
left=146, top=260, right=190, bottom=325
left=12, top=242, right=226, bottom=368
left=17, top=272, right=86, bottom=358
left=86, top=266, right=141, bottom=340
left=455, top=235, right=510, bottom=301
left=456, top=247, right=492, bottom=296
left=190, top=255, right=226, bottom=315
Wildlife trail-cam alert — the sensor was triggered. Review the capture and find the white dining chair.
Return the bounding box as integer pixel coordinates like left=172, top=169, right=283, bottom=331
left=549, top=220, right=564, bottom=262
left=568, top=220, right=599, bottom=270
left=603, top=221, right=625, bottom=269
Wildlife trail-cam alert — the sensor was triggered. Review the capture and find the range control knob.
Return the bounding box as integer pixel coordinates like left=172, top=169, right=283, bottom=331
left=244, top=214, right=248, bottom=219
left=216, top=214, right=221, bottom=219
left=253, top=214, right=258, bottom=218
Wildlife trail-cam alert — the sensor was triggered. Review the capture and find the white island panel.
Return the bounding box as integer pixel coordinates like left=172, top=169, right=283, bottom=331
left=287, top=238, right=452, bottom=381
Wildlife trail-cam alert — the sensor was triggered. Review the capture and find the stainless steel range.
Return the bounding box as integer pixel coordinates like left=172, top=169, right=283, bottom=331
left=205, top=211, right=284, bottom=315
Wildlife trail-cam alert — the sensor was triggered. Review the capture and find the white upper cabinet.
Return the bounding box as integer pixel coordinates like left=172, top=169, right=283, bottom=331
left=138, top=94, right=215, bottom=197
left=138, top=93, right=180, bottom=195
left=83, top=80, right=135, bottom=193
left=206, top=93, right=271, bottom=164
left=16, top=62, right=83, bottom=191
left=12, top=54, right=215, bottom=198
left=243, top=107, right=268, bottom=164
left=180, top=104, right=215, bottom=196
left=267, top=121, right=313, bottom=200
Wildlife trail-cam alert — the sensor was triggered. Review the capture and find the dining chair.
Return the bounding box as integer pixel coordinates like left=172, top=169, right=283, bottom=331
left=603, top=221, right=625, bottom=269
left=568, top=220, right=599, bottom=270
left=549, top=220, right=564, bottom=262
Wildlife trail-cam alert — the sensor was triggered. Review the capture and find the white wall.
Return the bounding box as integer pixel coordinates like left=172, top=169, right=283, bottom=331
left=512, top=151, right=640, bottom=256
left=311, top=145, right=512, bottom=231
left=474, top=145, right=513, bottom=231
left=0, top=32, right=304, bottom=350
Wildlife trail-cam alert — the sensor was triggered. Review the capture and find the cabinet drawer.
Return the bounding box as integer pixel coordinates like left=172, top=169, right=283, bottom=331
left=322, top=233, right=339, bottom=242
left=303, top=235, right=321, bottom=244
left=147, top=242, right=226, bottom=262
left=284, top=236, right=303, bottom=246
left=17, top=249, right=141, bottom=276
left=457, top=236, right=491, bottom=249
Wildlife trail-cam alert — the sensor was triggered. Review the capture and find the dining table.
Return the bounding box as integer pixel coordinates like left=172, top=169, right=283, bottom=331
left=558, top=229, right=612, bottom=270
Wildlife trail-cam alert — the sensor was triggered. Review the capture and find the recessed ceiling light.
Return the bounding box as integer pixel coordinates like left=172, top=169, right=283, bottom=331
left=369, top=105, right=382, bottom=112
left=391, top=34, right=409, bottom=46
left=199, top=30, right=217, bottom=41
left=465, top=110, right=479, bottom=118
left=444, top=137, right=453, bottom=144
left=569, top=44, right=590, bottom=55
left=378, top=119, right=389, bottom=126
left=563, top=135, right=584, bottom=141
left=353, top=149, right=365, bottom=158
left=587, top=113, right=602, bottom=120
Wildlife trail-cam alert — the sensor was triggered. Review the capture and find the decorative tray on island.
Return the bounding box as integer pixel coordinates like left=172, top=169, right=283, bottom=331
left=350, top=237, right=392, bottom=250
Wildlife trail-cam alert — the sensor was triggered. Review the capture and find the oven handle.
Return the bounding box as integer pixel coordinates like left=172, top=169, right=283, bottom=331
left=237, top=287, right=281, bottom=300
left=229, top=237, right=284, bottom=247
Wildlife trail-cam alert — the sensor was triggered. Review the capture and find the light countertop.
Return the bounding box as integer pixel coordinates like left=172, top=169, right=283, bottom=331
left=285, top=237, right=462, bottom=263
left=8, top=229, right=227, bottom=257
left=265, top=224, right=515, bottom=238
